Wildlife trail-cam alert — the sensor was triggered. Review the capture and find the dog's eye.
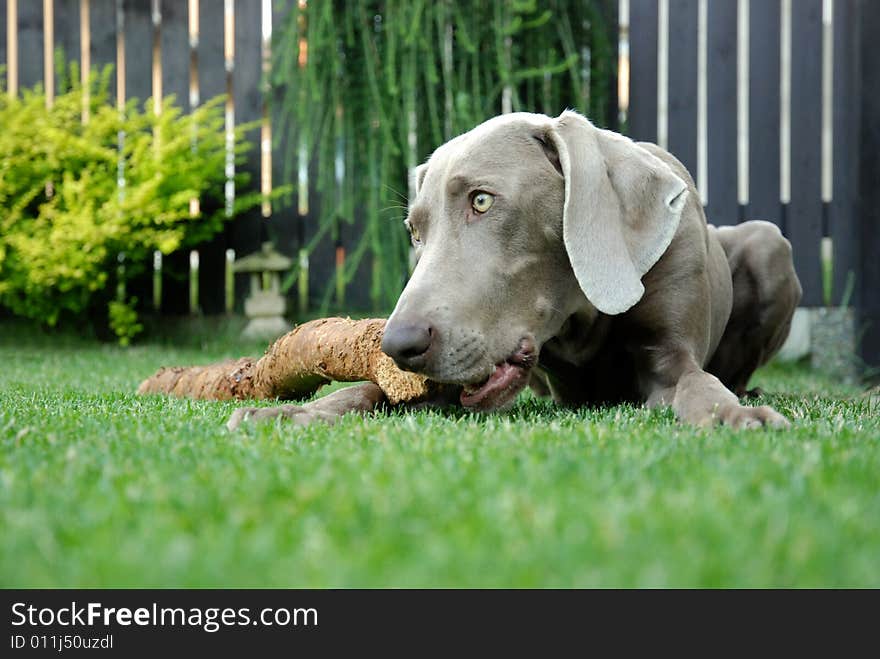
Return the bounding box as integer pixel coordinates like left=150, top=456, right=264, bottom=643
left=405, top=219, right=421, bottom=244
left=471, top=192, right=495, bottom=214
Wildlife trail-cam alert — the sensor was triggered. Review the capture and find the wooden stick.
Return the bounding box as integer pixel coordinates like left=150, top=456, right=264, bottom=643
left=137, top=318, right=430, bottom=405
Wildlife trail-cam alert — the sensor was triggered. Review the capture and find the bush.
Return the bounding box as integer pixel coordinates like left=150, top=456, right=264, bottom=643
left=0, top=62, right=260, bottom=341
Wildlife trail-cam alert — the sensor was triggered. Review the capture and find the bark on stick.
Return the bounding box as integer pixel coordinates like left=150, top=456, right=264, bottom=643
left=136, top=318, right=430, bottom=404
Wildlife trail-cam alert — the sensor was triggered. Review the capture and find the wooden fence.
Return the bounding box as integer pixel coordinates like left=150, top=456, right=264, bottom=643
left=2, top=0, right=878, bottom=367
left=623, top=0, right=879, bottom=368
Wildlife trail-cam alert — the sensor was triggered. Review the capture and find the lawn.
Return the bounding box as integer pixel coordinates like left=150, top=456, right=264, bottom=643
left=1, top=320, right=878, bottom=587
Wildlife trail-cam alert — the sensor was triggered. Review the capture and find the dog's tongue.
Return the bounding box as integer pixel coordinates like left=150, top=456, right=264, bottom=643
left=459, top=362, right=524, bottom=410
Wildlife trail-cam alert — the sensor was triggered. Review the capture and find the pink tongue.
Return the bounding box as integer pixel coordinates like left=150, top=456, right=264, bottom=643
left=460, top=363, right=519, bottom=408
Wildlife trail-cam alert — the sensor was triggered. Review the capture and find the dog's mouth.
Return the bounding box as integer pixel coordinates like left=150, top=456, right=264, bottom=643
left=459, top=337, right=537, bottom=411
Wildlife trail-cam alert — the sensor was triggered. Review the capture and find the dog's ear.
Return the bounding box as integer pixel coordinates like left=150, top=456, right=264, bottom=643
left=547, top=111, right=688, bottom=315
left=411, top=163, right=429, bottom=201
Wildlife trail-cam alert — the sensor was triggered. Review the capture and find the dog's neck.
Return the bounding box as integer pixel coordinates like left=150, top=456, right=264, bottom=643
left=540, top=309, right=610, bottom=372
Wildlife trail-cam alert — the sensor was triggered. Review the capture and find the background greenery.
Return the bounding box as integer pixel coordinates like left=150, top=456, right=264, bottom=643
left=0, top=58, right=259, bottom=342
left=272, top=0, right=614, bottom=311
left=1, top=321, right=877, bottom=587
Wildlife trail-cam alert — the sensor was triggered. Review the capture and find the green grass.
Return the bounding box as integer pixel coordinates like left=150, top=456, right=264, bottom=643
left=1, top=321, right=878, bottom=587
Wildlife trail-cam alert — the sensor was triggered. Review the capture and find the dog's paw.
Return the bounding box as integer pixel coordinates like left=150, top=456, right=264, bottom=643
left=225, top=404, right=337, bottom=431
left=717, top=403, right=790, bottom=430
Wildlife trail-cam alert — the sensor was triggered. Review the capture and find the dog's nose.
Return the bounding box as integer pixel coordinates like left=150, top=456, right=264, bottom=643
left=381, top=321, right=434, bottom=371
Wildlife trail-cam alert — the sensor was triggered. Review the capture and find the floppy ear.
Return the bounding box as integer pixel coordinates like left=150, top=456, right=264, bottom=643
left=410, top=163, right=429, bottom=202
left=547, top=111, right=688, bottom=315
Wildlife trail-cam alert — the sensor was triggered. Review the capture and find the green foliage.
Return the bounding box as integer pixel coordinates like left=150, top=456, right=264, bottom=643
left=272, top=0, right=614, bottom=312
left=108, top=298, right=144, bottom=347
left=0, top=61, right=259, bottom=340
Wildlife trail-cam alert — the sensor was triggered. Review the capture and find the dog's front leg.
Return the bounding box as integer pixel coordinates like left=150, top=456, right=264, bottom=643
left=643, top=354, right=790, bottom=429
left=225, top=381, right=460, bottom=431
left=226, top=382, right=387, bottom=431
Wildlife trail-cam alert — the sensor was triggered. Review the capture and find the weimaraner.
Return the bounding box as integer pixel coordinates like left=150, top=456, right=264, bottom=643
left=228, top=110, right=801, bottom=430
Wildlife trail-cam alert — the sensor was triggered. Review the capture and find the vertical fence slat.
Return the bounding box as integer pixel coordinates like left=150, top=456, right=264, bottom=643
left=830, top=0, right=857, bottom=308
left=198, top=0, right=223, bottom=100
left=857, top=0, right=880, bottom=369
left=54, top=1, right=80, bottom=84
left=599, top=0, right=619, bottom=131
left=1, top=0, right=7, bottom=74
left=89, top=0, right=116, bottom=101
left=196, top=0, right=229, bottom=314
left=627, top=0, right=657, bottom=142
left=666, top=0, right=698, bottom=177
left=705, top=0, right=737, bottom=227
left=160, top=0, right=187, bottom=104
left=122, top=0, right=171, bottom=313
left=747, top=0, right=781, bottom=226
left=232, top=0, right=264, bottom=301
left=122, top=0, right=149, bottom=105
left=156, top=0, right=192, bottom=314
left=788, top=0, right=823, bottom=306
left=17, top=0, right=43, bottom=89
left=269, top=0, right=299, bottom=312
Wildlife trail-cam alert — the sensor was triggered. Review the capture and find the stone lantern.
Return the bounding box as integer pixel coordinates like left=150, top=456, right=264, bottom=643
left=233, top=242, right=293, bottom=340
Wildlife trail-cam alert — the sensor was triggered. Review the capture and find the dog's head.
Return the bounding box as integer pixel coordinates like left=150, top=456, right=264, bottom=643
left=382, top=111, right=688, bottom=410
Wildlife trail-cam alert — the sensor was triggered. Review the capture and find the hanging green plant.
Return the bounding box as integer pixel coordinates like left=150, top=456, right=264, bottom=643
left=271, top=0, right=614, bottom=314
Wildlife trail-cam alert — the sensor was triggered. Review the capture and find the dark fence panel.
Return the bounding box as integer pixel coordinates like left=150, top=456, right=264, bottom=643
left=788, top=0, right=823, bottom=306
left=857, top=0, right=880, bottom=369
left=231, top=0, right=264, bottom=310
left=705, top=0, right=738, bottom=227
left=197, top=0, right=228, bottom=314
left=747, top=0, right=781, bottom=227
left=830, top=0, right=858, bottom=308
left=123, top=0, right=150, bottom=104
left=268, top=0, right=296, bottom=297
left=160, top=1, right=193, bottom=315
left=90, top=0, right=118, bottom=100
left=666, top=0, right=698, bottom=178
left=161, top=0, right=188, bottom=103
left=17, top=0, right=42, bottom=89
left=1, top=0, right=6, bottom=71
left=628, top=0, right=657, bottom=142
left=199, top=0, right=224, bottom=100
left=55, top=1, right=80, bottom=83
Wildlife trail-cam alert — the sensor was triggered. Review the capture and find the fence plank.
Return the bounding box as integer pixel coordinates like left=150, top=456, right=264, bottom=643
left=160, top=0, right=187, bottom=105
left=628, top=0, right=657, bottom=143
left=747, top=0, right=781, bottom=226
left=1, top=0, right=7, bottom=73
left=231, top=0, right=264, bottom=296
left=89, top=0, right=117, bottom=100
left=0, top=0, right=9, bottom=76
left=857, top=0, right=880, bottom=369
left=54, top=0, right=80, bottom=82
left=666, top=0, right=698, bottom=178
left=268, top=0, right=300, bottom=312
left=830, top=0, right=857, bottom=308
left=705, top=0, right=737, bottom=227
left=597, top=0, right=619, bottom=131
left=156, top=1, right=193, bottom=316
left=197, top=0, right=230, bottom=313
left=122, top=0, right=150, bottom=106
left=788, top=0, right=822, bottom=306
left=198, top=0, right=223, bottom=101
left=17, top=0, right=42, bottom=90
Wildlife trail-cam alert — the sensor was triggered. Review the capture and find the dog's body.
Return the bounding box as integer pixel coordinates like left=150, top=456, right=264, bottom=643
left=229, top=111, right=801, bottom=431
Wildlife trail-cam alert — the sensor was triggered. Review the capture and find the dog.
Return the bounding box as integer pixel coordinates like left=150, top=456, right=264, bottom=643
left=228, top=111, right=801, bottom=430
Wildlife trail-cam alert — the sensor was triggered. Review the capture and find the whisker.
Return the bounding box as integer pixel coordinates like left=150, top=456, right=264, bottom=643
left=382, top=184, right=409, bottom=204
left=380, top=204, right=409, bottom=213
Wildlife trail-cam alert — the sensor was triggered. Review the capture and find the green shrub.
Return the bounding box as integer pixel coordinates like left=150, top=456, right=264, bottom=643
left=0, top=62, right=260, bottom=341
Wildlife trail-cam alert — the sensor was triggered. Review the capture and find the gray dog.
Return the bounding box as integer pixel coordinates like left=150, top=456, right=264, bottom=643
left=228, top=111, right=801, bottom=430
